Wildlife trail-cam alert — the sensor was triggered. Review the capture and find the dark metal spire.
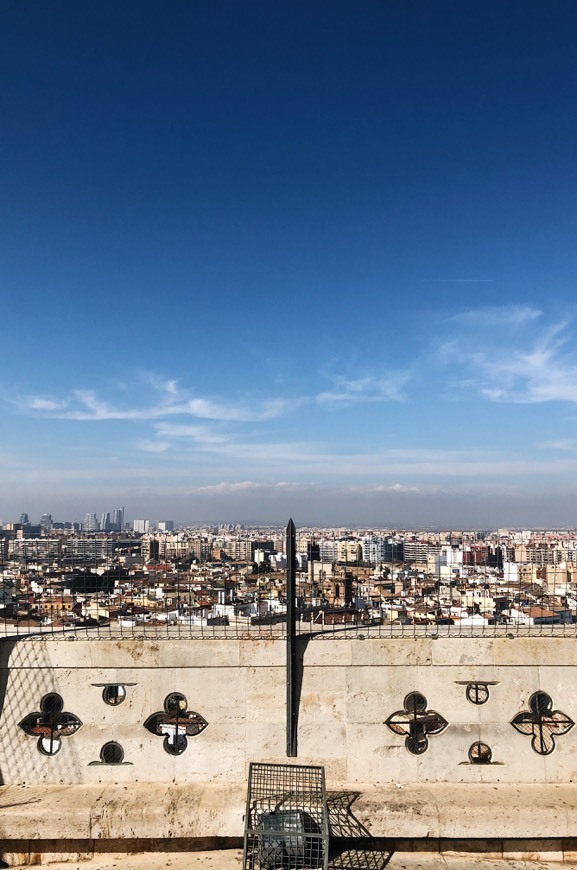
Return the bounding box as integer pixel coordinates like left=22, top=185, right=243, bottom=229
left=286, top=518, right=297, bottom=756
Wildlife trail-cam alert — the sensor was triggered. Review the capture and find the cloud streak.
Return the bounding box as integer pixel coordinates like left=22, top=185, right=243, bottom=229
left=9, top=309, right=577, bottom=518
left=440, top=308, right=577, bottom=405
left=24, top=396, right=70, bottom=411
left=316, top=371, right=410, bottom=404
left=15, top=364, right=413, bottom=449
left=536, top=439, right=577, bottom=451
left=448, top=304, right=542, bottom=328
left=19, top=386, right=301, bottom=423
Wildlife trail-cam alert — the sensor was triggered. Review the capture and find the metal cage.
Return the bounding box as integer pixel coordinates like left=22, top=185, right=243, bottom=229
left=243, top=762, right=329, bottom=870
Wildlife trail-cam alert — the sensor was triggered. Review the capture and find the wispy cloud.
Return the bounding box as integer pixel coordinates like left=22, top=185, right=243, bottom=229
left=536, top=439, right=577, bottom=451
left=196, top=481, right=265, bottom=494
left=189, top=438, right=324, bottom=467
left=115, top=435, right=577, bottom=479
left=316, top=371, right=410, bottom=404
left=144, top=374, right=179, bottom=396
left=11, top=313, right=577, bottom=505
left=136, top=440, right=171, bottom=453
left=195, top=480, right=302, bottom=495
left=18, top=385, right=300, bottom=423
left=185, top=396, right=298, bottom=422
left=153, top=423, right=231, bottom=444
left=448, top=304, right=542, bottom=328
left=22, top=396, right=69, bottom=412
left=439, top=307, right=577, bottom=405
left=349, top=482, right=421, bottom=494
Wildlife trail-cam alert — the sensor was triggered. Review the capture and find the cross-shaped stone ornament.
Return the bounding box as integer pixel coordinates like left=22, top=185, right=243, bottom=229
left=386, top=691, right=448, bottom=755
left=511, top=691, right=574, bottom=755
left=19, top=693, right=82, bottom=756
left=144, top=692, right=208, bottom=755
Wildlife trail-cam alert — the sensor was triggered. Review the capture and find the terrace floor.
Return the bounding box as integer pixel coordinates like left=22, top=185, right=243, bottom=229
left=9, top=849, right=577, bottom=868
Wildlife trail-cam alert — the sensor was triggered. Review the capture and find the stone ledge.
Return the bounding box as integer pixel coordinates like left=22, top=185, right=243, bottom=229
left=1, top=782, right=576, bottom=841
left=0, top=783, right=245, bottom=840
left=352, top=783, right=577, bottom=839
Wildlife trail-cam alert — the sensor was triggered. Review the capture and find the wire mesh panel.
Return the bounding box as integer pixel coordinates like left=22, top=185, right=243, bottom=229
left=244, top=762, right=329, bottom=870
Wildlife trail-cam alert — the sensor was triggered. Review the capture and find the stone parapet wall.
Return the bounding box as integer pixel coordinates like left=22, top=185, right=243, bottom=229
left=2, top=635, right=577, bottom=860
left=1, top=635, right=577, bottom=786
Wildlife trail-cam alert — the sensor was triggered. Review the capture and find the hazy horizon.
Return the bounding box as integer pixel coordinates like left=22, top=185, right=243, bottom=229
left=5, top=485, right=577, bottom=533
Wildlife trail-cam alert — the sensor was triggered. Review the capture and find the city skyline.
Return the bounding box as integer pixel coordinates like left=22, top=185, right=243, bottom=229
left=3, top=2, right=577, bottom=528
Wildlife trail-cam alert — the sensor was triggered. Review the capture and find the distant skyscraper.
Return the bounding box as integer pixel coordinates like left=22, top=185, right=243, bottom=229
left=100, top=512, right=111, bottom=532
left=112, top=507, right=124, bottom=531
left=19, top=513, right=29, bottom=526
left=40, top=513, right=53, bottom=530
left=157, top=520, right=174, bottom=532
left=83, top=512, right=99, bottom=532
left=133, top=519, right=150, bottom=533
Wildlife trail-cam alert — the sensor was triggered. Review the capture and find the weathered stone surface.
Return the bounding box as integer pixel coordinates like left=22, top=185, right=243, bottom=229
left=3, top=633, right=577, bottom=846
left=3, top=782, right=577, bottom=842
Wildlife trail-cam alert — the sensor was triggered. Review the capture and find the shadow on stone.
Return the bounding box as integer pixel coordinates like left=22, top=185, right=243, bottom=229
left=326, top=792, right=393, bottom=869
left=0, top=637, right=19, bottom=786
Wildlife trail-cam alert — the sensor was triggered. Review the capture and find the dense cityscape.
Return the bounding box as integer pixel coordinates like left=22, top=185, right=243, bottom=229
left=4, top=3, right=577, bottom=867
left=2, top=509, right=577, bottom=632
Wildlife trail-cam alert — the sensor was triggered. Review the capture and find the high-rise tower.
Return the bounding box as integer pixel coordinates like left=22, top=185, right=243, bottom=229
left=112, top=507, right=124, bottom=531
left=83, top=513, right=99, bottom=532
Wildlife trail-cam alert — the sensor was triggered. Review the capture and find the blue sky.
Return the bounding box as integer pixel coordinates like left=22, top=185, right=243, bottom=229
left=2, top=1, right=577, bottom=528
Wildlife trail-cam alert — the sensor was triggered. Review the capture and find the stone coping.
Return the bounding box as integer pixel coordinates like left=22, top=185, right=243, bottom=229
left=1, top=782, right=577, bottom=841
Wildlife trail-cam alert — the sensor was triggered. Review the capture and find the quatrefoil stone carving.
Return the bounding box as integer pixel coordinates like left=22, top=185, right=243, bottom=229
left=511, top=691, right=574, bottom=755
left=386, top=691, right=448, bottom=754
left=19, top=693, right=82, bottom=756
left=144, top=692, right=208, bottom=755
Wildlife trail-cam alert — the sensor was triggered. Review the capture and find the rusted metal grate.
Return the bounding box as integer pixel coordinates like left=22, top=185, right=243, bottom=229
left=243, top=762, right=329, bottom=869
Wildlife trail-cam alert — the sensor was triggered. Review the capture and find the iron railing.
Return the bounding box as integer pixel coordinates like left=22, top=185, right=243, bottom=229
left=2, top=524, right=577, bottom=639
